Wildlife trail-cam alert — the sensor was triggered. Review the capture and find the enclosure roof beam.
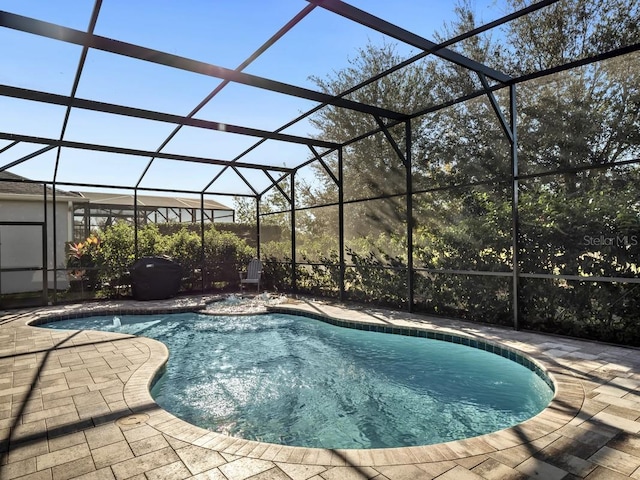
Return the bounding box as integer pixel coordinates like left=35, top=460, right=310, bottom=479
left=307, top=0, right=512, bottom=83
left=0, top=10, right=406, bottom=121
left=0, top=140, right=19, bottom=155
left=373, top=116, right=407, bottom=167
left=308, top=145, right=339, bottom=186
left=334, top=40, right=640, bottom=157
left=477, top=73, right=513, bottom=143
left=142, top=3, right=318, bottom=190
left=53, top=0, right=102, bottom=184
left=230, top=166, right=259, bottom=197
left=263, top=171, right=291, bottom=203
left=0, top=84, right=339, bottom=149
left=0, top=145, right=57, bottom=172
left=0, top=132, right=293, bottom=173
left=233, top=0, right=559, bottom=168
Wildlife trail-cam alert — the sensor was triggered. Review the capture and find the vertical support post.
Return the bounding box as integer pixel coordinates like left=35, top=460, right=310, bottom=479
left=405, top=120, right=414, bottom=312
left=134, top=189, right=139, bottom=260
left=0, top=227, right=2, bottom=304
left=200, top=192, right=206, bottom=292
left=44, top=184, right=51, bottom=304
left=338, top=147, right=345, bottom=301
left=42, top=220, right=48, bottom=305
left=84, top=205, right=90, bottom=239
left=290, top=173, right=297, bottom=291
left=255, top=195, right=261, bottom=259
left=510, top=84, right=520, bottom=330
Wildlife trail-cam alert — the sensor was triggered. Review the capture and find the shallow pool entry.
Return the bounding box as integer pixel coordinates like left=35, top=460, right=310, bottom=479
left=44, top=312, right=553, bottom=449
left=201, top=293, right=288, bottom=315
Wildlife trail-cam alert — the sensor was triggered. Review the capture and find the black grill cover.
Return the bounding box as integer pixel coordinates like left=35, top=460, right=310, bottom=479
left=130, top=256, right=182, bottom=301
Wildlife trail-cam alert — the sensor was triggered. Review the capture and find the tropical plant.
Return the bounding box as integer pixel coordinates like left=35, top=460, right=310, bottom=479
left=67, top=234, right=102, bottom=289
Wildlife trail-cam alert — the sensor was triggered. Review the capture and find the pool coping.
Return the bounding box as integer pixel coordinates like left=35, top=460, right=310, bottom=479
left=3, top=295, right=640, bottom=479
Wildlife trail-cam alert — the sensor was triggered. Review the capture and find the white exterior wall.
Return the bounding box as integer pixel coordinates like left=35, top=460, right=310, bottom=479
left=0, top=196, right=72, bottom=294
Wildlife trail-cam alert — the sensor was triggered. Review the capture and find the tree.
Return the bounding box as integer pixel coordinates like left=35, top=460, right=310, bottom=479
left=505, top=0, right=640, bottom=74
left=233, top=196, right=257, bottom=225
left=298, top=0, right=640, bottom=341
left=309, top=42, right=436, bottom=239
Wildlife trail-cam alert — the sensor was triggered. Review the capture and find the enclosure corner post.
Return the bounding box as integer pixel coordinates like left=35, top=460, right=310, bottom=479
left=134, top=189, right=139, bottom=261
left=45, top=183, right=51, bottom=304
left=338, top=147, right=345, bottom=301
left=406, top=120, right=414, bottom=312
left=200, top=192, right=206, bottom=293
left=255, top=195, right=261, bottom=259
left=510, top=84, right=520, bottom=331
left=290, top=173, right=297, bottom=292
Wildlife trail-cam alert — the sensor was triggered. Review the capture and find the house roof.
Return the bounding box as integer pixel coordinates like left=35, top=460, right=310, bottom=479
left=0, top=172, right=232, bottom=210
left=0, top=171, right=80, bottom=198
left=72, top=191, right=232, bottom=211
left=0, top=170, right=233, bottom=211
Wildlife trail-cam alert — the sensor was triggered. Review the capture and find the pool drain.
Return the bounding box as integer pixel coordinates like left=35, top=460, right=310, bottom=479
left=116, top=413, right=150, bottom=426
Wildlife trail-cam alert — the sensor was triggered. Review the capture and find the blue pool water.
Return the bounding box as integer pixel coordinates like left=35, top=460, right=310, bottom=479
left=44, top=312, right=553, bottom=449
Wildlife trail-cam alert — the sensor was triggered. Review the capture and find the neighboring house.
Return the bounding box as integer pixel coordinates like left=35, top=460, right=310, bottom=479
left=0, top=171, right=78, bottom=295
left=0, top=172, right=235, bottom=296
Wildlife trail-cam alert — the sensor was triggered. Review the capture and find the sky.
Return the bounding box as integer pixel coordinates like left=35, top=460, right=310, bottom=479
left=0, top=0, right=505, bottom=204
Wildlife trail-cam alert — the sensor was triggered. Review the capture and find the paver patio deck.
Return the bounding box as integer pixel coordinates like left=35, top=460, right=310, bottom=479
left=1, top=295, right=640, bottom=480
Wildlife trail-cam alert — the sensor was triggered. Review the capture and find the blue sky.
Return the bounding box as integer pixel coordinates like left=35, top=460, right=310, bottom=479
left=0, top=0, right=502, bottom=201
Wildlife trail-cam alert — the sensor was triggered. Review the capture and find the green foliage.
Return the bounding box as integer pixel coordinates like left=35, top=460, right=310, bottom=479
left=260, top=240, right=290, bottom=261
left=520, top=279, right=640, bottom=345
left=203, top=227, right=255, bottom=287
left=307, top=43, right=432, bottom=235
left=261, top=255, right=293, bottom=292
left=517, top=166, right=640, bottom=343
left=505, top=0, right=640, bottom=74
left=66, top=222, right=256, bottom=296
left=60, top=2, right=640, bottom=346
left=162, top=228, right=202, bottom=290
left=95, top=221, right=136, bottom=295
left=343, top=247, right=408, bottom=309
left=137, top=224, right=164, bottom=258
left=297, top=251, right=341, bottom=297
left=414, top=272, right=512, bottom=326
left=263, top=0, right=640, bottom=346
left=232, top=197, right=256, bottom=225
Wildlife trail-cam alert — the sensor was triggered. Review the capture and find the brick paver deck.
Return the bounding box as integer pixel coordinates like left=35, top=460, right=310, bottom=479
left=1, top=295, right=639, bottom=480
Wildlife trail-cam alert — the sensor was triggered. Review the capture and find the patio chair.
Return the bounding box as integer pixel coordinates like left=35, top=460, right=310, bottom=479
left=239, top=258, right=263, bottom=293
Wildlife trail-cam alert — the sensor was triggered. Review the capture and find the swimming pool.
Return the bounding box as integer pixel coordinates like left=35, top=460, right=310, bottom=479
left=43, top=311, right=554, bottom=449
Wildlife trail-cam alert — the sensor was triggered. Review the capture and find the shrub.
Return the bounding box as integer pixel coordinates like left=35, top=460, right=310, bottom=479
left=203, top=227, right=255, bottom=288
left=95, top=222, right=135, bottom=295
left=163, top=228, right=202, bottom=291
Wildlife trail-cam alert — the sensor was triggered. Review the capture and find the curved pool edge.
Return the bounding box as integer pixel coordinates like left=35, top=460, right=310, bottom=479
left=21, top=297, right=585, bottom=468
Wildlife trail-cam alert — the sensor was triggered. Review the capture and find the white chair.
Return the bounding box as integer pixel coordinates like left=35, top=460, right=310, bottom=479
left=239, top=258, right=262, bottom=293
